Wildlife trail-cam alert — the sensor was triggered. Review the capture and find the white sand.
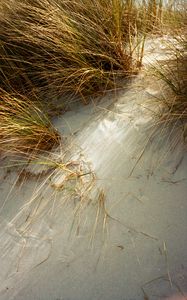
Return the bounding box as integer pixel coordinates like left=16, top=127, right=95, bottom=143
left=0, top=37, right=186, bottom=300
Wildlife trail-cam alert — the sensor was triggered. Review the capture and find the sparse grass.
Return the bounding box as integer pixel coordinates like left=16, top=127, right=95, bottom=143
left=151, top=34, right=187, bottom=129
left=0, top=90, right=60, bottom=156
left=161, top=0, right=187, bottom=34
left=0, top=0, right=186, bottom=261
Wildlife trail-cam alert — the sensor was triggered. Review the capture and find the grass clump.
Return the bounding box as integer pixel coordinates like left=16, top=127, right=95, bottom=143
left=0, top=90, right=60, bottom=155
left=0, top=0, right=161, bottom=101
left=152, top=34, right=187, bottom=127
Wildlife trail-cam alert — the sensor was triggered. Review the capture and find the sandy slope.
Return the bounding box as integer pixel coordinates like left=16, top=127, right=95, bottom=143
left=0, top=37, right=186, bottom=300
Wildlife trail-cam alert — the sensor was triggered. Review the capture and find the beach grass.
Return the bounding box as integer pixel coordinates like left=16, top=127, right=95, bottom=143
left=0, top=90, right=60, bottom=156
left=0, top=0, right=186, bottom=156
left=0, top=0, right=164, bottom=100
left=152, top=33, right=187, bottom=129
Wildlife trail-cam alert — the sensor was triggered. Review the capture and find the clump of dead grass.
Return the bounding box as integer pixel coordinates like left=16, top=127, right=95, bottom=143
left=153, top=34, right=187, bottom=125
left=0, top=90, right=60, bottom=156
left=148, top=33, right=187, bottom=151
left=0, top=0, right=163, bottom=102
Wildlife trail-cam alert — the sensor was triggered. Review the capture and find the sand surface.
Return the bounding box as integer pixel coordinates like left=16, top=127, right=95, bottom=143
left=0, top=37, right=186, bottom=300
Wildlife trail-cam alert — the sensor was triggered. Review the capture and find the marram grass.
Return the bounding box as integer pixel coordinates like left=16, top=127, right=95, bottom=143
left=0, top=0, right=163, bottom=101
left=152, top=34, right=187, bottom=126
left=0, top=0, right=186, bottom=156
left=0, top=90, right=60, bottom=156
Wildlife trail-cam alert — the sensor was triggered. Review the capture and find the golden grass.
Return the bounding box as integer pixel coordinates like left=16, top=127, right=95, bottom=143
left=161, top=0, right=187, bottom=34
left=0, top=0, right=163, bottom=101
left=152, top=34, right=187, bottom=126
left=0, top=90, right=60, bottom=155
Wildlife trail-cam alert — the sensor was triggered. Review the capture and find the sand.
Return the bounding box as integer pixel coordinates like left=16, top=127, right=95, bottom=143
left=0, top=36, right=186, bottom=300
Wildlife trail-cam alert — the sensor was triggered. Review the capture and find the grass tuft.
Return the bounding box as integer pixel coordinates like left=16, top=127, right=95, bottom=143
left=152, top=34, right=187, bottom=126
left=0, top=90, right=60, bottom=155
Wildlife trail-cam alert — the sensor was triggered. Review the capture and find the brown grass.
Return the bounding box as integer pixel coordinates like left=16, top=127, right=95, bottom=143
left=0, top=0, right=163, bottom=102
left=152, top=34, right=187, bottom=125
left=0, top=90, right=60, bottom=156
